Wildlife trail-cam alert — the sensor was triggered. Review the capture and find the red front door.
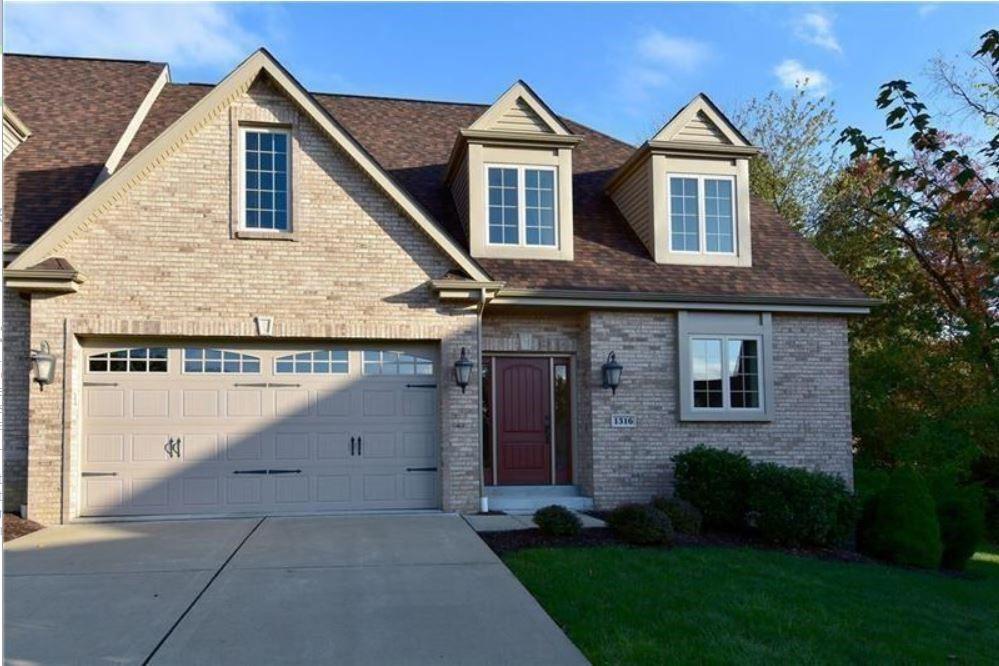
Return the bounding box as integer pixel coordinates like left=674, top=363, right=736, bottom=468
left=496, top=357, right=551, bottom=485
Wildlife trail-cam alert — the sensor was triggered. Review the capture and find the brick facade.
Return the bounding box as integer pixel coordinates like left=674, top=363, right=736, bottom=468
left=585, top=311, right=853, bottom=507
left=2, top=287, right=31, bottom=512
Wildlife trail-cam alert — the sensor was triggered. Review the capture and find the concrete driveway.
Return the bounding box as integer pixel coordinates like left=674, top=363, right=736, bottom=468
left=4, top=514, right=587, bottom=665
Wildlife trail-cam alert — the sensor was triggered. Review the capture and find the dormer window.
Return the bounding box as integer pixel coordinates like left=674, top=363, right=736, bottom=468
left=668, top=175, right=735, bottom=255
left=446, top=81, right=580, bottom=262
left=240, top=127, right=290, bottom=232
left=486, top=165, right=557, bottom=247
left=606, top=93, right=759, bottom=268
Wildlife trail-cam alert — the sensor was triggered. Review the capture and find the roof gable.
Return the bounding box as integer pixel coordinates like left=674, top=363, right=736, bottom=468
left=468, top=81, right=570, bottom=136
left=652, top=93, right=751, bottom=147
left=10, top=49, right=489, bottom=282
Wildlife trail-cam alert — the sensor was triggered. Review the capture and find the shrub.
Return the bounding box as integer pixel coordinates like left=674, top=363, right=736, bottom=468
left=747, top=463, right=858, bottom=547
left=608, top=504, right=674, bottom=545
left=672, top=445, right=752, bottom=530
left=533, top=505, right=582, bottom=537
left=861, top=468, right=942, bottom=569
left=652, top=496, right=703, bottom=535
left=933, top=482, right=986, bottom=571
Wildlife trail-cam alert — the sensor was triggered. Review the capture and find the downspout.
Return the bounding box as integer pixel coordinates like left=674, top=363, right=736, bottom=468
left=477, top=287, right=489, bottom=513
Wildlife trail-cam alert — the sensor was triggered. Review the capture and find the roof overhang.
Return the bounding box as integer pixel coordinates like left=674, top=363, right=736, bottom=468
left=488, top=288, right=880, bottom=315
left=606, top=140, right=761, bottom=195
left=5, top=266, right=84, bottom=293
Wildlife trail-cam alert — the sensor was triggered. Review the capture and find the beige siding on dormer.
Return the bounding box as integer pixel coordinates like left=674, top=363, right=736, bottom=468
left=609, top=158, right=654, bottom=254
left=675, top=111, right=731, bottom=145
left=450, top=150, right=470, bottom=236
left=490, top=98, right=552, bottom=134
left=3, top=124, right=21, bottom=159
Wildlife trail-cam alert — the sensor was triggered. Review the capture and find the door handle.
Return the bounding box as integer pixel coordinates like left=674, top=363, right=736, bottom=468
left=350, top=436, right=355, bottom=456
left=172, top=437, right=182, bottom=458
left=357, top=436, right=362, bottom=456
left=164, top=437, right=175, bottom=458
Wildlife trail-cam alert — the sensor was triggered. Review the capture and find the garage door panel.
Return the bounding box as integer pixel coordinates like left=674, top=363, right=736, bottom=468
left=316, top=475, right=351, bottom=503
left=362, top=389, right=396, bottom=417
left=275, top=432, right=310, bottom=460
left=226, top=390, right=263, bottom=418
left=224, top=433, right=264, bottom=461
left=81, top=343, right=439, bottom=516
left=180, top=433, right=219, bottom=462
left=316, top=432, right=351, bottom=459
left=181, top=477, right=220, bottom=506
left=183, top=390, right=219, bottom=418
left=132, top=390, right=170, bottom=418
left=132, top=433, right=173, bottom=462
left=274, top=389, right=311, bottom=418
left=87, top=390, right=125, bottom=418
left=85, top=434, right=125, bottom=463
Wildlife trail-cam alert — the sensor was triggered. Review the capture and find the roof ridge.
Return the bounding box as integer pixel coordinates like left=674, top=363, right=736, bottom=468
left=311, top=90, right=489, bottom=109
left=3, top=51, right=165, bottom=67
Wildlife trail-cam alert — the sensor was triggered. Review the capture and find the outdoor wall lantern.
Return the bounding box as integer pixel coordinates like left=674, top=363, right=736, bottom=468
left=454, top=347, right=474, bottom=393
left=601, top=351, right=623, bottom=394
left=30, top=341, right=57, bottom=389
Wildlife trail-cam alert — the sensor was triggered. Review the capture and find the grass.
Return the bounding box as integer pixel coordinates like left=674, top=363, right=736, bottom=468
left=504, top=544, right=999, bottom=665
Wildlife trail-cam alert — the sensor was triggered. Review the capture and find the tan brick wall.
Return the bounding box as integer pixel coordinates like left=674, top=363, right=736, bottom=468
left=21, top=76, right=483, bottom=523
left=585, top=311, right=853, bottom=508
left=2, top=287, right=31, bottom=512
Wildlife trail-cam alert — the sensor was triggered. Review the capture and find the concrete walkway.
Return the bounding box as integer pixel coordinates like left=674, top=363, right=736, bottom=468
left=4, top=515, right=587, bottom=665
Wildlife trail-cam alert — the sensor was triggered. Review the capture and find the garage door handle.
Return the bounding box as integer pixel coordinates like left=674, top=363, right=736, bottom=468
left=350, top=436, right=355, bottom=456
left=406, top=467, right=437, bottom=472
left=357, top=436, right=362, bottom=456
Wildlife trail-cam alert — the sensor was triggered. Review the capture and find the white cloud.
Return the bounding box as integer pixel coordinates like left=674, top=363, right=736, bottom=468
left=4, top=3, right=261, bottom=69
left=793, top=12, right=842, bottom=54
left=635, top=31, right=712, bottom=72
left=774, top=59, right=831, bottom=96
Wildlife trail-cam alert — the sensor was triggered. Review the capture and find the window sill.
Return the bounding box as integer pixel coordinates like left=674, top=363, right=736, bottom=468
left=680, top=411, right=772, bottom=423
left=234, top=230, right=298, bottom=242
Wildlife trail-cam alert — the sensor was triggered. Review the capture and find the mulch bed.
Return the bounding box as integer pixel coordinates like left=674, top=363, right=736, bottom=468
left=3, top=513, right=44, bottom=542
left=479, top=523, right=873, bottom=565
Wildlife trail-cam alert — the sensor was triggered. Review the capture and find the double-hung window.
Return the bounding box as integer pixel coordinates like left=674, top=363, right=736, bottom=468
left=486, top=165, right=557, bottom=247
left=668, top=175, right=735, bottom=254
left=678, top=312, right=772, bottom=421
left=242, top=127, right=290, bottom=232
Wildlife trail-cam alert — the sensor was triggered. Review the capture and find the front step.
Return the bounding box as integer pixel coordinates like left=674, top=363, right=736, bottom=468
left=485, top=485, right=595, bottom=514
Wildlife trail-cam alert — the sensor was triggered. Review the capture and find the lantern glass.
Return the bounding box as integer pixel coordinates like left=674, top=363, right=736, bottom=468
left=31, top=342, right=57, bottom=387
left=601, top=351, right=623, bottom=394
left=454, top=347, right=474, bottom=393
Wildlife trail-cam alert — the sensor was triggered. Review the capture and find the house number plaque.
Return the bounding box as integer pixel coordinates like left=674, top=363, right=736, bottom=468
left=611, top=414, right=636, bottom=428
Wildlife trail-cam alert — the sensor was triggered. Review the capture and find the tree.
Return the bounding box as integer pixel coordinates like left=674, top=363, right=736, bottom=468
left=735, top=84, right=838, bottom=232
left=837, top=29, right=999, bottom=382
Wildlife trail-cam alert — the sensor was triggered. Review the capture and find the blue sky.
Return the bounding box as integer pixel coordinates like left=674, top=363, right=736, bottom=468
left=6, top=2, right=997, bottom=145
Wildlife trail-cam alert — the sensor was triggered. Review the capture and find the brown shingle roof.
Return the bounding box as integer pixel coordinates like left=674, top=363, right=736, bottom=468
left=9, top=59, right=868, bottom=303
left=3, top=54, right=166, bottom=246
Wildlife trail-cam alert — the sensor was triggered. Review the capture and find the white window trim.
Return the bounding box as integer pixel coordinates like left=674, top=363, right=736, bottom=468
left=273, top=350, right=350, bottom=375
left=181, top=348, right=262, bottom=375
left=483, top=163, right=559, bottom=249
left=666, top=173, right=737, bottom=256
left=678, top=311, right=774, bottom=422
left=688, top=334, right=764, bottom=414
left=239, top=125, right=292, bottom=233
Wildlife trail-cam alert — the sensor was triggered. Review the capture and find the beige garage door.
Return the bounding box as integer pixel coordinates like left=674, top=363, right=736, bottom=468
left=79, top=342, right=439, bottom=517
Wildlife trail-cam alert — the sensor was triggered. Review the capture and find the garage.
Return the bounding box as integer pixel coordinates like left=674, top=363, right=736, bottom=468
left=79, top=342, right=440, bottom=517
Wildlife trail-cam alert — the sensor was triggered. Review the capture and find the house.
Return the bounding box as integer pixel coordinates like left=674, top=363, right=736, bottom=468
left=2, top=50, right=874, bottom=525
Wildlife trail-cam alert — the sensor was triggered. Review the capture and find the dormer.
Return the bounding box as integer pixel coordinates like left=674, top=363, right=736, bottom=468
left=3, top=105, right=31, bottom=160
left=607, top=94, right=760, bottom=267
left=446, top=81, right=581, bottom=261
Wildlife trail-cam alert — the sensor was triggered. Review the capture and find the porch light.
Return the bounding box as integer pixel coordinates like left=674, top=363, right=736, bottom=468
left=601, top=351, right=622, bottom=394
left=30, top=341, right=57, bottom=389
left=454, top=347, right=474, bottom=393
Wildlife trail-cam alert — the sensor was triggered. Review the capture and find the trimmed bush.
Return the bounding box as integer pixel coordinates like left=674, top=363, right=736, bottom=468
left=861, top=468, right=942, bottom=569
left=652, top=496, right=703, bottom=535
left=933, top=482, right=985, bottom=571
left=608, top=504, right=674, bottom=545
left=747, top=463, right=858, bottom=547
left=672, top=445, right=752, bottom=530
left=533, top=505, right=582, bottom=537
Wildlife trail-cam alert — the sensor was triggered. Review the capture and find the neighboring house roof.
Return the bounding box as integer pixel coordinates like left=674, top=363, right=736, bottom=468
left=2, top=54, right=166, bottom=247
left=5, top=51, right=870, bottom=304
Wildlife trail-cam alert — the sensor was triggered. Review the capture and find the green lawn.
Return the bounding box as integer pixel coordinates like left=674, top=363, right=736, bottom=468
left=505, top=545, right=999, bottom=665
